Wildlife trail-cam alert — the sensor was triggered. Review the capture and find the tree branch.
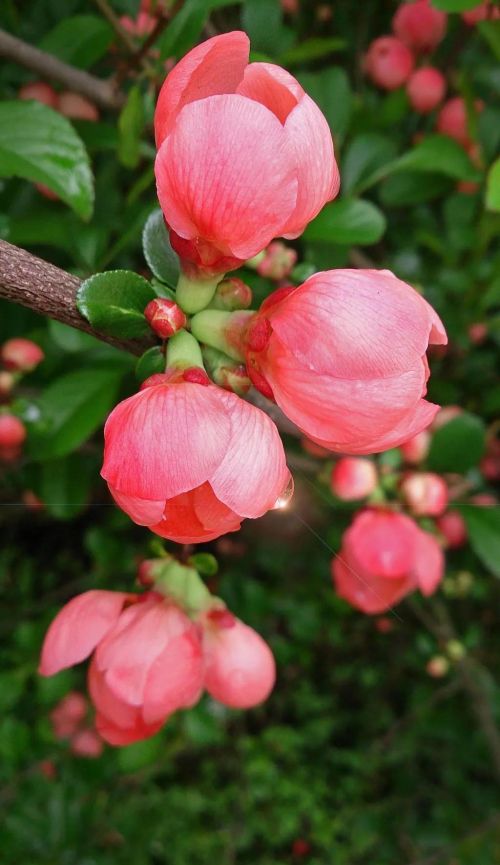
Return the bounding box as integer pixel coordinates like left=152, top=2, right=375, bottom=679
left=0, top=28, right=124, bottom=111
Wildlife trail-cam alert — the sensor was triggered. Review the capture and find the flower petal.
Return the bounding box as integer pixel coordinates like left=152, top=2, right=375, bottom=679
left=142, top=627, right=204, bottom=723
left=412, top=529, right=444, bottom=596
left=39, top=591, right=128, bottom=676
left=236, top=62, right=303, bottom=123
left=108, top=486, right=165, bottom=525
left=101, top=382, right=231, bottom=501
left=333, top=554, right=412, bottom=614
left=154, top=31, right=249, bottom=145
left=155, top=94, right=298, bottom=261
left=210, top=390, right=291, bottom=517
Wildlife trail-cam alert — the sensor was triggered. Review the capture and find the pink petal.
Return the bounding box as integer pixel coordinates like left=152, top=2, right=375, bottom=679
left=39, top=591, right=128, bottom=676
left=332, top=555, right=412, bottom=614
left=150, top=483, right=241, bottom=543
left=210, top=390, right=291, bottom=518
left=142, top=627, right=204, bottom=723
left=281, top=95, right=340, bottom=237
left=412, top=529, right=444, bottom=596
left=155, top=94, right=298, bottom=261
left=268, top=270, right=445, bottom=379
left=343, top=510, right=417, bottom=579
left=101, top=382, right=231, bottom=501
left=154, top=31, right=249, bottom=145
left=236, top=62, right=303, bottom=123
left=203, top=619, right=276, bottom=709
left=108, top=486, right=165, bottom=525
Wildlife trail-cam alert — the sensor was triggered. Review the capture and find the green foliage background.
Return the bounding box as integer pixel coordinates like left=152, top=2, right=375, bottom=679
left=0, top=0, right=499, bottom=862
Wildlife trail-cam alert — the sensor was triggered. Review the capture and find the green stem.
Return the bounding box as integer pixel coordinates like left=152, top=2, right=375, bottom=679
left=175, top=272, right=221, bottom=314
left=165, top=329, right=204, bottom=370
left=190, top=309, right=253, bottom=362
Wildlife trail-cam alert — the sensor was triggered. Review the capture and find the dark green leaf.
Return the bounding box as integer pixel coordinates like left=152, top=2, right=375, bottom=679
left=459, top=504, right=500, bottom=577
left=341, top=133, right=397, bottom=195
left=395, top=135, right=481, bottom=181
left=142, top=209, right=180, bottom=287
left=26, top=367, right=122, bottom=460
left=38, top=454, right=94, bottom=520
left=431, top=0, right=483, bottom=9
left=303, top=199, right=386, bottom=246
left=242, top=0, right=294, bottom=56
left=77, top=270, right=155, bottom=339
left=279, top=37, right=345, bottom=67
left=189, top=553, right=218, bottom=577
left=159, top=0, right=240, bottom=59
left=0, top=101, right=93, bottom=219
left=380, top=172, right=452, bottom=206
left=39, top=15, right=113, bottom=68
left=486, top=157, right=500, bottom=212
left=118, top=86, right=145, bottom=170
left=478, top=20, right=500, bottom=61
left=135, top=346, right=165, bottom=382
left=297, top=67, right=352, bottom=141
left=428, top=413, right=486, bottom=473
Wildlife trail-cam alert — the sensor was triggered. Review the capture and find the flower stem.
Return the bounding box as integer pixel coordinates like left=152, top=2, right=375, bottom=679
left=165, top=329, right=204, bottom=370
left=175, top=273, right=221, bottom=314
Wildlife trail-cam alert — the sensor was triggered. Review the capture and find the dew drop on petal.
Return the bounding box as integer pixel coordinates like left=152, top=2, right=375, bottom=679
left=272, top=474, right=294, bottom=510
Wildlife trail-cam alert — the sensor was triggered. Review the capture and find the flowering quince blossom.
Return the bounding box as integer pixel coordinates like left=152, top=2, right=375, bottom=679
left=406, top=68, right=446, bottom=114
left=154, top=31, right=339, bottom=278
left=330, top=457, right=378, bottom=501
left=363, top=36, right=414, bottom=91
left=392, top=0, right=447, bottom=54
left=244, top=269, right=447, bottom=455
left=0, top=337, right=44, bottom=372
left=101, top=368, right=291, bottom=543
left=401, top=471, right=448, bottom=516
left=201, top=609, right=276, bottom=709
left=332, top=508, right=444, bottom=614
left=39, top=590, right=204, bottom=746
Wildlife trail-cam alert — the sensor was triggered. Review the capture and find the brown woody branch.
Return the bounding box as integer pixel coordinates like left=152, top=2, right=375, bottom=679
left=0, top=28, right=124, bottom=111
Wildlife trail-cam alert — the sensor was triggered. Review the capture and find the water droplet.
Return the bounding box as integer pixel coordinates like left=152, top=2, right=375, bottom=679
left=272, top=475, right=294, bottom=510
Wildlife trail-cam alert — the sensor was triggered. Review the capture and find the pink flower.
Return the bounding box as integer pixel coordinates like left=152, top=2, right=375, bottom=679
left=406, top=67, right=446, bottom=113
left=154, top=32, right=339, bottom=278
left=436, top=510, right=467, bottom=549
left=50, top=692, right=88, bottom=739
left=58, top=91, right=99, bottom=122
left=1, top=337, right=44, bottom=372
left=257, top=242, right=298, bottom=281
left=363, top=36, right=415, bottom=91
left=18, top=81, right=58, bottom=109
left=393, top=0, right=447, bottom=54
left=401, top=471, right=448, bottom=516
left=101, top=369, right=291, bottom=543
left=70, top=728, right=104, bottom=758
left=330, top=457, right=378, bottom=501
left=0, top=414, right=26, bottom=449
left=399, top=429, right=431, bottom=464
left=462, top=2, right=500, bottom=25
left=201, top=609, right=276, bottom=708
left=39, top=590, right=204, bottom=745
left=332, top=508, right=444, bottom=614
left=244, top=269, right=447, bottom=455
left=437, top=97, right=484, bottom=147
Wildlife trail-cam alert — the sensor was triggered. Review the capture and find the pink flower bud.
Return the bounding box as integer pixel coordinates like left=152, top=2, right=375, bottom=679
left=212, top=278, right=253, bottom=311
left=406, top=67, right=446, bottom=113
left=202, top=611, right=276, bottom=708
left=120, top=11, right=157, bottom=36
left=401, top=471, right=448, bottom=516
left=101, top=376, right=291, bottom=543
left=437, top=97, right=484, bottom=147
left=432, top=405, right=462, bottom=429
left=245, top=269, right=446, bottom=455
left=468, top=322, right=487, bottom=344
left=50, top=691, right=87, bottom=739
left=144, top=297, right=187, bottom=339
left=399, top=429, right=431, bottom=464
left=332, top=508, right=444, bottom=614
left=136, top=559, right=158, bottom=587
left=1, top=338, right=44, bottom=372
left=426, top=656, right=449, bottom=678
left=462, top=2, right=500, bottom=25
left=213, top=363, right=252, bottom=396
left=363, top=36, right=415, bottom=91
left=393, top=0, right=447, bottom=54
left=154, top=33, right=339, bottom=278
left=0, top=371, right=14, bottom=400
left=436, top=510, right=467, bottom=549
left=58, top=91, right=99, bottom=122
left=330, top=457, right=378, bottom=501
left=19, top=81, right=58, bottom=109
left=257, top=242, right=298, bottom=281
left=0, top=414, right=26, bottom=448
left=375, top=616, right=394, bottom=633
left=70, top=728, right=104, bottom=758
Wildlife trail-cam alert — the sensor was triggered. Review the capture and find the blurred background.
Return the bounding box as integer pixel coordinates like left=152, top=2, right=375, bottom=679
left=0, top=0, right=499, bottom=862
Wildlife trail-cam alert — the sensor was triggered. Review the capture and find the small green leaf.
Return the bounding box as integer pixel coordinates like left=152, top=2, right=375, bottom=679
left=486, top=157, right=500, bottom=212
left=428, top=412, right=486, bottom=473
left=279, top=37, right=345, bottom=66
left=118, top=86, right=145, bottom=170
left=26, top=367, right=122, bottom=460
left=188, top=553, right=219, bottom=577
left=478, top=20, right=500, bottom=61
left=341, top=133, right=397, bottom=196
left=395, top=134, right=481, bottom=181
left=142, top=210, right=180, bottom=287
left=303, top=199, right=386, bottom=246
left=0, top=101, right=94, bottom=219
left=38, top=453, right=94, bottom=520
left=297, top=67, right=352, bottom=141
left=135, top=346, right=165, bottom=382
left=39, top=15, right=114, bottom=68
left=77, top=270, right=155, bottom=339
left=118, top=735, right=163, bottom=772
left=431, top=0, right=483, bottom=9
left=459, top=505, right=500, bottom=578
left=242, top=0, right=294, bottom=56
left=159, top=0, right=240, bottom=59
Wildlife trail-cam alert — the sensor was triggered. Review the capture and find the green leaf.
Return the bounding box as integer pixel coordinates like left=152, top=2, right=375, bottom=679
left=26, top=367, right=122, bottom=460
left=77, top=270, right=155, bottom=339
left=118, top=86, right=145, bottom=169
left=380, top=172, right=451, bottom=206
left=188, top=553, right=218, bottom=577
left=303, top=199, right=386, bottom=246
left=142, top=209, right=180, bottom=287
left=118, top=736, right=163, bottom=772
left=459, top=505, right=500, bottom=577
left=431, top=0, right=483, bottom=9
left=478, top=20, right=500, bottom=61
left=242, top=0, right=294, bottom=56
left=486, top=157, right=500, bottom=212
left=135, top=346, right=165, bottom=382
left=158, top=0, right=239, bottom=59
left=0, top=101, right=94, bottom=219
left=278, top=37, right=345, bottom=67
left=341, top=133, right=397, bottom=196
left=38, top=454, right=94, bottom=520
left=297, top=67, right=352, bottom=141
left=428, top=412, right=486, bottom=473
left=39, top=15, right=113, bottom=68
left=395, top=135, right=481, bottom=181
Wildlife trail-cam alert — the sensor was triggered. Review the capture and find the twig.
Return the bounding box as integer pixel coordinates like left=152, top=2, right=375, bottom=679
left=0, top=28, right=124, bottom=111
left=93, top=0, right=137, bottom=54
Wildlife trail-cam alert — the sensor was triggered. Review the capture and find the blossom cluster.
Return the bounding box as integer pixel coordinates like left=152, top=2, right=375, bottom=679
left=0, top=338, right=43, bottom=462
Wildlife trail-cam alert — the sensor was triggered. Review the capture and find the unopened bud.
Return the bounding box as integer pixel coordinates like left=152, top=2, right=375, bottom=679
left=330, top=457, right=378, bottom=501
left=70, top=728, right=104, bottom=758
left=446, top=639, right=466, bottom=662
left=211, top=278, right=253, bottom=311
left=401, top=472, right=448, bottom=517
left=399, top=430, right=431, bottom=464
left=136, top=559, right=158, bottom=587
left=426, top=656, right=449, bottom=678
left=436, top=511, right=467, bottom=549
left=144, top=298, right=187, bottom=340
left=18, top=81, right=58, bottom=109
left=0, top=414, right=26, bottom=448
left=213, top=363, right=251, bottom=395
left=58, top=91, right=99, bottom=122
left=1, top=338, right=44, bottom=372
left=0, top=371, right=14, bottom=400
left=468, top=322, right=488, bottom=345
left=257, top=242, right=297, bottom=281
